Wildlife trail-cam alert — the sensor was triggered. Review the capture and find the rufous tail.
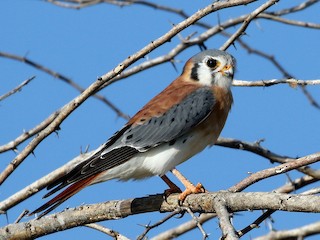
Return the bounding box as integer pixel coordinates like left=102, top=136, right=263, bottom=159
left=29, top=175, right=97, bottom=218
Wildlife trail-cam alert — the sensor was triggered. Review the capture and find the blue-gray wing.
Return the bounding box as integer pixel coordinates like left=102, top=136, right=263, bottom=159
left=117, top=87, right=215, bottom=151
left=45, top=87, right=215, bottom=193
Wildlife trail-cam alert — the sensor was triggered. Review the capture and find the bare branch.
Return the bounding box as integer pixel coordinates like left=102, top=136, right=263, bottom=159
left=221, top=0, right=279, bottom=50
left=137, top=209, right=182, bottom=240
left=213, top=197, right=239, bottom=240
left=0, top=76, right=35, bottom=102
left=300, top=84, right=320, bottom=109
left=259, top=13, right=320, bottom=29
left=0, top=51, right=130, bottom=120
left=223, top=31, right=320, bottom=108
left=233, top=78, right=320, bottom=87
left=255, top=221, right=320, bottom=240
left=47, top=0, right=103, bottom=9
left=151, top=213, right=216, bottom=240
left=216, top=137, right=320, bottom=179
left=154, top=173, right=320, bottom=239
left=267, top=0, right=320, bottom=16
left=237, top=172, right=320, bottom=237
left=229, top=152, right=320, bottom=193
left=1, top=192, right=320, bottom=239
left=0, top=152, right=91, bottom=213
left=85, top=223, right=130, bottom=240
left=0, top=111, right=60, bottom=154
left=181, top=207, right=208, bottom=239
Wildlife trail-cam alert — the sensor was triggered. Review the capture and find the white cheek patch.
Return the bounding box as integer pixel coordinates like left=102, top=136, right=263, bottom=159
left=197, top=63, right=213, bottom=86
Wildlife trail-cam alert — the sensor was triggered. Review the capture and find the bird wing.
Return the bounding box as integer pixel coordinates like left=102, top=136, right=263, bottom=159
left=31, top=86, right=216, bottom=217
left=46, top=86, right=215, bottom=192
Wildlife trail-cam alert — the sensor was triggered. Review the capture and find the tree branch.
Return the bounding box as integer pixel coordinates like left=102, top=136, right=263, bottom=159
left=85, top=223, right=130, bottom=240
left=1, top=192, right=320, bottom=239
left=152, top=158, right=320, bottom=239
left=213, top=197, right=239, bottom=240
left=233, top=78, right=320, bottom=87
left=229, top=151, right=320, bottom=192
left=216, top=137, right=320, bottom=179
left=255, top=221, right=320, bottom=240
left=0, top=51, right=130, bottom=121
left=0, top=152, right=91, bottom=213
left=0, top=76, right=35, bottom=102
left=221, top=0, right=279, bottom=50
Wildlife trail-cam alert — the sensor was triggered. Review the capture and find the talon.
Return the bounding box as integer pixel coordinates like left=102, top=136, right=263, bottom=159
left=195, top=183, right=206, bottom=193
left=178, top=182, right=206, bottom=204
left=163, top=186, right=182, bottom=201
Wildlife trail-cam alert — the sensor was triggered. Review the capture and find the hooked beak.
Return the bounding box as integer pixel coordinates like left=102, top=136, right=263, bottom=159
left=219, top=64, right=234, bottom=77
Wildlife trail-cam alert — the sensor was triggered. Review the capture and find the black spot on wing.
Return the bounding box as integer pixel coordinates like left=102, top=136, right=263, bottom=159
left=120, top=87, right=215, bottom=150
left=169, top=139, right=176, bottom=146
left=45, top=146, right=139, bottom=195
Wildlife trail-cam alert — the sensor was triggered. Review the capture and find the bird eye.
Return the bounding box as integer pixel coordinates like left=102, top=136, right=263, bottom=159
left=206, top=58, right=218, bottom=69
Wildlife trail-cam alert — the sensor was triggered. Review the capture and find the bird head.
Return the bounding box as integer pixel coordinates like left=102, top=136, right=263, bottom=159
left=186, top=49, right=236, bottom=89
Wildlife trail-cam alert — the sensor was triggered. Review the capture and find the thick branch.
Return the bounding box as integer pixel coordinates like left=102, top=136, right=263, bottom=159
left=1, top=192, right=320, bottom=239
left=213, top=197, right=239, bottom=240
left=153, top=175, right=320, bottom=239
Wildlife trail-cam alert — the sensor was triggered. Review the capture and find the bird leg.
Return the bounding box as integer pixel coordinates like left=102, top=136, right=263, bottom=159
left=161, top=174, right=182, bottom=199
left=171, top=168, right=206, bottom=203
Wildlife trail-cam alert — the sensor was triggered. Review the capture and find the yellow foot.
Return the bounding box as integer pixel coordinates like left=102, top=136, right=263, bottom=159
left=178, top=182, right=206, bottom=204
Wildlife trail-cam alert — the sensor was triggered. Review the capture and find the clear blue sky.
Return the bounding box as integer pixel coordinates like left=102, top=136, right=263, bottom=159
left=1, top=0, right=319, bottom=239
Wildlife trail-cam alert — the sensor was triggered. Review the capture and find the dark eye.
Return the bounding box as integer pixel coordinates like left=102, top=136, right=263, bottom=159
left=206, top=58, right=218, bottom=68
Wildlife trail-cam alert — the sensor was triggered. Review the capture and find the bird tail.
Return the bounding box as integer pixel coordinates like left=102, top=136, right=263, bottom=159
left=29, top=175, right=98, bottom=218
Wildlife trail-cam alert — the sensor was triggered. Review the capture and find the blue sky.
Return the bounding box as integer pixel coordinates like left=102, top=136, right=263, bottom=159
left=1, top=0, right=320, bottom=239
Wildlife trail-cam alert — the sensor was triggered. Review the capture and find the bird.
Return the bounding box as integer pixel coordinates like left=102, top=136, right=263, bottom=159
left=30, top=49, right=235, bottom=217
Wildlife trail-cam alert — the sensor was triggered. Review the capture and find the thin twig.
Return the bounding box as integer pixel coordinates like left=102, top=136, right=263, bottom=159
left=0, top=76, right=35, bottom=101
left=14, top=210, right=29, bottom=224
left=255, top=221, right=320, bottom=240
left=229, top=152, right=320, bottom=193
left=0, top=51, right=130, bottom=120
left=267, top=0, right=319, bottom=16
left=233, top=78, right=320, bottom=87
left=216, top=137, right=320, bottom=179
left=138, top=210, right=182, bottom=240
left=220, top=0, right=279, bottom=51
left=181, top=207, right=209, bottom=240
left=85, top=223, right=130, bottom=240
left=259, top=13, right=320, bottom=29
left=0, top=110, right=60, bottom=153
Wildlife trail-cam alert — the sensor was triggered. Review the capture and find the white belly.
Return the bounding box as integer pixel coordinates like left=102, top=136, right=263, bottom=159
left=92, top=131, right=216, bottom=183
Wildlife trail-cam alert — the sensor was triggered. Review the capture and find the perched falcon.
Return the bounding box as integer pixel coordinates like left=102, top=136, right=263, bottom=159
left=31, top=49, right=235, bottom=217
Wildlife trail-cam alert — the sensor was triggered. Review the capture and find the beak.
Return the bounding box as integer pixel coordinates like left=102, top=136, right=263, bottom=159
left=219, top=64, right=233, bottom=77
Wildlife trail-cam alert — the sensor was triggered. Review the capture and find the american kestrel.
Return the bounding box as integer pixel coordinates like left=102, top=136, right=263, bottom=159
left=31, top=49, right=235, bottom=217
